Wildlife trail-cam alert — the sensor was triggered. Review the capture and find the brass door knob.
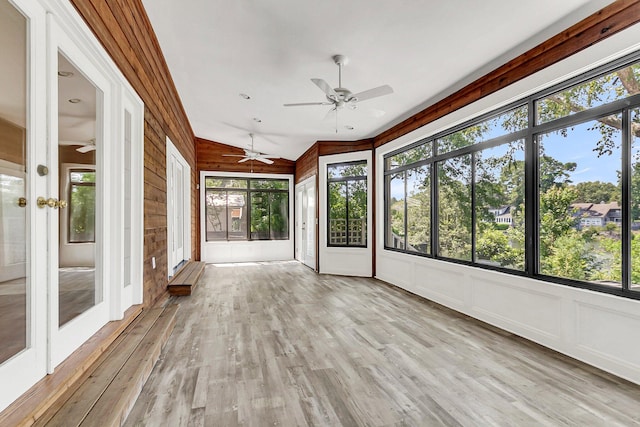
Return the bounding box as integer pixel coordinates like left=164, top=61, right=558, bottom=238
left=37, top=197, right=59, bottom=209
left=17, top=197, right=27, bottom=208
left=57, top=199, right=67, bottom=209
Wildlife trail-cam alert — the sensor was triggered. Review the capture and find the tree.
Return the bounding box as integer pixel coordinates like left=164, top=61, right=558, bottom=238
left=571, top=181, right=619, bottom=204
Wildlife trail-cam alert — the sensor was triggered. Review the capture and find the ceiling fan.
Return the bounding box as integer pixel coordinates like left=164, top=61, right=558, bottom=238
left=59, top=138, right=96, bottom=153
left=284, top=54, right=393, bottom=116
left=222, top=133, right=279, bottom=165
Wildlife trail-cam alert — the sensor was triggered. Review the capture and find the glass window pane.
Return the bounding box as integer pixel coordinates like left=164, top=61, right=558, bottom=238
left=70, top=170, right=95, bottom=183
left=385, top=143, right=431, bottom=169
left=437, top=105, right=528, bottom=154
left=387, top=172, right=405, bottom=249
left=328, top=162, right=367, bottom=179
left=205, top=178, right=247, bottom=189
left=269, top=192, right=289, bottom=240
left=69, top=183, right=96, bottom=243
left=537, top=116, right=622, bottom=287
left=250, top=192, right=269, bottom=240
left=438, top=155, right=472, bottom=261
left=205, top=190, right=227, bottom=240
left=348, top=180, right=367, bottom=246
left=250, top=179, right=288, bottom=190
left=227, top=192, right=247, bottom=240
left=328, top=182, right=347, bottom=245
left=406, top=165, right=430, bottom=254
left=475, top=141, right=525, bottom=270
left=631, top=108, right=640, bottom=291
left=536, top=62, right=640, bottom=125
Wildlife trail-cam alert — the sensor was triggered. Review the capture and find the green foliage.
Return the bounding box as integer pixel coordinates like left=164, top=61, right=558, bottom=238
left=570, top=181, right=619, bottom=204
left=541, top=231, right=594, bottom=280
left=69, top=182, right=96, bottom=242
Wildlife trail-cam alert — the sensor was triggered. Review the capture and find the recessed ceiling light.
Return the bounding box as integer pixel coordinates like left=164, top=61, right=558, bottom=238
left=239, top=93, right=251, bottom=100
left=253, top=117, right=262, bottom=123
left=345, top=125, right=354, bottom=130
left=58, top=71, right=74, bottom=77
left=68, top=98, right=81, bottom=104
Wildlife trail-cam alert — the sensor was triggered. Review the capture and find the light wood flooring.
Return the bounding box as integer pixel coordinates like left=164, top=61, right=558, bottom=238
left=125, top=261, right=640, bottom=426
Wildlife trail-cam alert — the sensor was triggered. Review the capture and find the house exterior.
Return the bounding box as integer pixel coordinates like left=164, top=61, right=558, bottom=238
left=488, top=206, right=514, bottom=226
left=572, top=201, right=622, bottom=228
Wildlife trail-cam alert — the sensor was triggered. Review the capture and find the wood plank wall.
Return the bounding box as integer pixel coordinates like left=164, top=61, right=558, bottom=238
left=294, top=143, right=319, bottom=184
left=69, top=0, right=196, bottom=306
left=196, top=137, right=295, bottom=175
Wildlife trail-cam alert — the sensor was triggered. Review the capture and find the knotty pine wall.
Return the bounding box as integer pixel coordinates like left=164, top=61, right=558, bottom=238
left=70, top=0, right=196, bottom=306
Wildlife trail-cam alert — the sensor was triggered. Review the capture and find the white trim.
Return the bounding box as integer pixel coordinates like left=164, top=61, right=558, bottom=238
left=319, top=152, right=372, bottom=276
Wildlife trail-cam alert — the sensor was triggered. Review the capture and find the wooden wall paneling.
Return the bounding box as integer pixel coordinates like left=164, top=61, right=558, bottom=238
left=70, top=0, right=198, bottom=306
left=374, top=0, right=640, bottom=147
left=294, top=143, right=319, bottom=184
left=196, top=138, right=296, bottom=175
left=317, top=138, right=373, bottom=156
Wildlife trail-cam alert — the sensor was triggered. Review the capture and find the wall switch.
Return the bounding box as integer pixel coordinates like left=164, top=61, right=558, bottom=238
left=152, top=257, right=156, bottom=269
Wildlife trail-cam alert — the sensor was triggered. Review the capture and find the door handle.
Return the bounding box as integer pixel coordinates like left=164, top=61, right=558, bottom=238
left=37, top=197, right=61, bottom=209
left=17, top=197, right=27, bottom=207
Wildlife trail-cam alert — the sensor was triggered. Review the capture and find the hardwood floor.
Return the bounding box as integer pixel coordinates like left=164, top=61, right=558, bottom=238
left=125, top=261, right=640, bottom=426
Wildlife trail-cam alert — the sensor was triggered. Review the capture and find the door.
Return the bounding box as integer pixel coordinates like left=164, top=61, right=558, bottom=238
left=0, top=0, right=48, bottom=410
left=166, top=137, right=191, bottom=275
left=49, top=16, right=111, bottom=367
left=295, top=177, right=316, bottom=269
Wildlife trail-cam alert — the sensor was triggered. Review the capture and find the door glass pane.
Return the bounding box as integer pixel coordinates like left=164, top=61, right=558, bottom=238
left=0, top=0, right=27, bottom=364
left=58, top=52, right=100, bottom=326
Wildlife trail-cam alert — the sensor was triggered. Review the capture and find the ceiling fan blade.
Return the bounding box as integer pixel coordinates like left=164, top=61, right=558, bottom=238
left=284, top=102, right=333, bottom=107
left=311, top=78, right=338, bottom=100
left=260, top=155, right=280, bottom=159
left=353, top=85, right=394, bottom=102
left=323, top=106, right=337, bottom=121
left=76, top=144, right=96, bottom=153
left=255, top=158, right=274, bottom=165
left=237, top=157, right=251, bottom=163
left=222, top=154, right=246, bottom=157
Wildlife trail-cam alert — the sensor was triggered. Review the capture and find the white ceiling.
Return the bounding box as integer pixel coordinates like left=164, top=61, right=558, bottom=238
left=141, top=0, right=614, bottom=161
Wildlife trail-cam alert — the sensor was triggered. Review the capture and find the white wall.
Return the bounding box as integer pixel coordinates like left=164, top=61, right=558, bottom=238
left=319, top=152, right=372, bottom=276
left=376, top=23, right=640, bottom=385
left=200, top=171, right=294, bottom=263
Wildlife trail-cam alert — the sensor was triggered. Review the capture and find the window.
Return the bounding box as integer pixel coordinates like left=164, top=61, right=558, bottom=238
left=68, top=169, right=96, bottom=243
left=383, top=52, right=640, bottom=298
left=204, top=177, right=289, bottom=241
left=327, top=161, right=367, bottom=246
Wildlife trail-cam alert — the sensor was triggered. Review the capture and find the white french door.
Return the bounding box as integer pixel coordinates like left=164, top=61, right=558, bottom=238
left=167, top=137, right=191, bottom=275
left=0, top=0, right=48, bottom=410
left=0, top=0, right=144, bottom=412
left=295, top=176, right=316, bottom=269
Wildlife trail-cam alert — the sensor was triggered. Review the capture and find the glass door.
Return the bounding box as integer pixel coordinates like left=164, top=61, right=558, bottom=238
left=48, top=18, right=110, bottom=368
left=0, top=0, right=48, bottom=411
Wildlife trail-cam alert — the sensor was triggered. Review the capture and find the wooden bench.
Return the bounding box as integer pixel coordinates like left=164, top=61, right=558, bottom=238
left=31, top=304, right=179, bottom=427
left=167, top=260, right=206, bottom=296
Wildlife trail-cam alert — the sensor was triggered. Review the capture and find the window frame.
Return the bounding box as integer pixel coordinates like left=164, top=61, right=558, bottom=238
left=383, top=50, right=640, bottom=300
left=327, top=160, right=368, bottom=248
left=204, top=176, right=290, bottom=242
